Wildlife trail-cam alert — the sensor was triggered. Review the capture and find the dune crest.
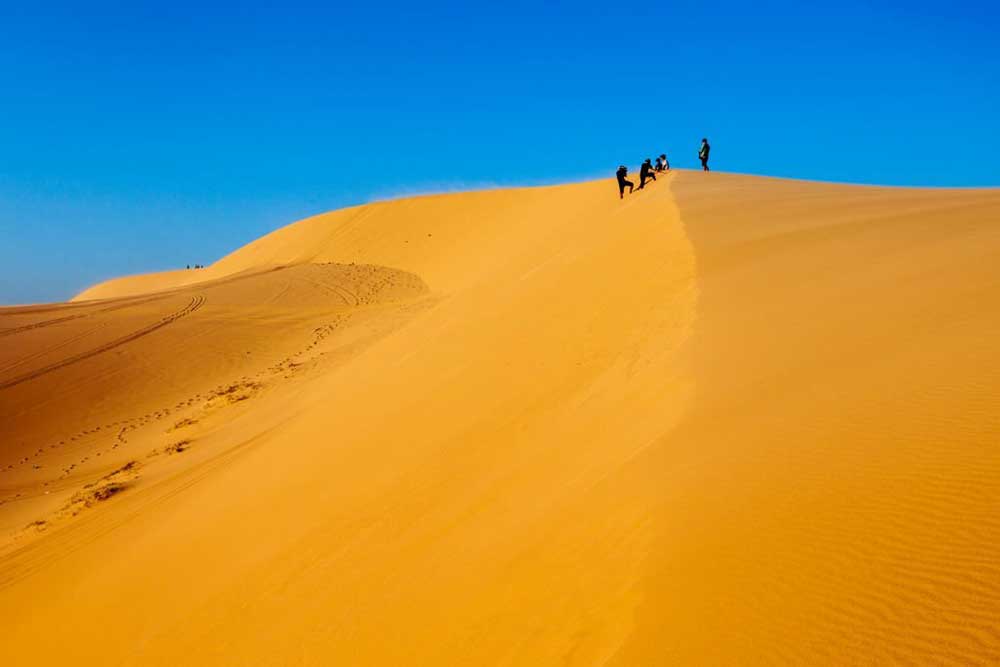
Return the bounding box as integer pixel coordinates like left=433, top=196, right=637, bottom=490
left=3, top=172, right=1000, bottom=664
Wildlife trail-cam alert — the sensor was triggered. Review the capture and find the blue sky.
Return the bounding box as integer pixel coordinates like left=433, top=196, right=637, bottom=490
left=2, top=1, right=998, bottom=304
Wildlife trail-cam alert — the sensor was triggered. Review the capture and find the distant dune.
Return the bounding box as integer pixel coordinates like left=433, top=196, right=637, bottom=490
left=2, top=171, right=1000, bottom=664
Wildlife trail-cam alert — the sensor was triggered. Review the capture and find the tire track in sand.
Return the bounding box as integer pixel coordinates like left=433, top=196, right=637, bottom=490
left=0, top=293, right=176, bottom=338
left=0, top=296, right=206, bottom=391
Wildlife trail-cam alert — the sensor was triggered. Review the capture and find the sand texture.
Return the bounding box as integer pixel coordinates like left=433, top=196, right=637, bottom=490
left=2, top=171, right=999, bottom=664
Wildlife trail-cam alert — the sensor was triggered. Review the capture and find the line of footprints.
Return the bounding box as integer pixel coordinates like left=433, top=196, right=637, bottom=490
left=0, top=315, right=350, bottom=507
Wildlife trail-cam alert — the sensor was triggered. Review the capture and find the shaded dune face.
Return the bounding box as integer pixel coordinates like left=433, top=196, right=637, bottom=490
left=0, top=263, right=430, bottom=536
left=2, top=172, right=1000, bottom=664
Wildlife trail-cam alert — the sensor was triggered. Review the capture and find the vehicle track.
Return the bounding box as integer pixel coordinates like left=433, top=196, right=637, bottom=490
left=0, top=267, right=288, bottom=338
left=0, top=293, right=176, bottom=338
left=0, top=320, right=121, bottom=376
left=0, top=296, right=206, bottom=391
left=297, top=275, right=359, bottom=306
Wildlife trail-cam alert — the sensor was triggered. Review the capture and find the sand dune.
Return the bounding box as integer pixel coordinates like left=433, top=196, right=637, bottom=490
left=2, top=171, right=999, bottom=664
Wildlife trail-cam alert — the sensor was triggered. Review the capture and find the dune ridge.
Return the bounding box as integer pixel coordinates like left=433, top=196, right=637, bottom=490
left=3, top=171, right=1000, bottom=664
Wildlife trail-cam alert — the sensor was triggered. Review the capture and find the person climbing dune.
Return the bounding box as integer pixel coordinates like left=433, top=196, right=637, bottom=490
left=616, top=165, right=634, bottom=199
left=639, top=158, right=656, bottom=189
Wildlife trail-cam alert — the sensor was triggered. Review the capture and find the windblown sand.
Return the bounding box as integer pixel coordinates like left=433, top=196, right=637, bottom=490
left=2, top=172, right=999, bottom=664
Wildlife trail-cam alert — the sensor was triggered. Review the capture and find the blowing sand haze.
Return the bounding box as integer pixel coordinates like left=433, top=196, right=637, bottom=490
left=2, top=171, right=1000, bottom=664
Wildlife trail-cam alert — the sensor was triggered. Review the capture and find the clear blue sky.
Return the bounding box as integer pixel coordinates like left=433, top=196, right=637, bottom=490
left=2, top=1, right=998, bottom=304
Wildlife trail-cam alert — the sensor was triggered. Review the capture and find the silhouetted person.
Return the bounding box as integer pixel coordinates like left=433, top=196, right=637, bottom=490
left=616, top=165, right=634, bottom=199
left=654, top=156, right=664, bottom=172
left=639, top=158, right=656, bottom=189
left=699, top=138, right=711, bottom=171
left=660, top=153, right=670, bottom=171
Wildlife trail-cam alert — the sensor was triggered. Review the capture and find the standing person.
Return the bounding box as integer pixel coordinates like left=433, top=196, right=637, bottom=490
left=639, top=158, right=656, bottom=189
left=699, top=138, right=711, bottom=171
left=660, top=153, right=670, bottom=171
left=616, top=165, right=634, bottom=199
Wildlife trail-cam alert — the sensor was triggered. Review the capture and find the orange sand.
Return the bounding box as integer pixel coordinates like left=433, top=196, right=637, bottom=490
left=2, top=172, right=999, bottom=664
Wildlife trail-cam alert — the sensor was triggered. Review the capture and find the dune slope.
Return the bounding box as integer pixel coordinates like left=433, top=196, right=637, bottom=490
left=2, top=172, right=1000, bottom=664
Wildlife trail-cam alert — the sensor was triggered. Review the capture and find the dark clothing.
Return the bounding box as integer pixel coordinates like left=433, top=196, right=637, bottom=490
left=699, top=142, right=710, bottom=171
left=639, top=162, right=656, bottom=188
left=701, top=156, right=710, bottom=171
left=616, top=166, right=633, bottom=198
